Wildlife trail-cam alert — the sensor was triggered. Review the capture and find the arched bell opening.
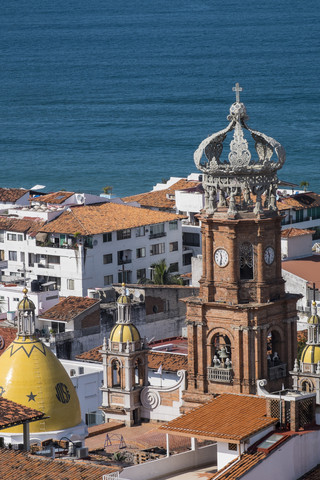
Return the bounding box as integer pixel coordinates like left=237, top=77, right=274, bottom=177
left=134, top=358, right=144, bottom=387
left=267, top=329, right=286, bottom=381
left=111, top=359, right=121, bottom=388
left=207, top=332, right=233, bottom=383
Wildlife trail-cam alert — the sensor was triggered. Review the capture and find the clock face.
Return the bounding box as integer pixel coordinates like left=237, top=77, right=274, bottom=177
left=214, top=248, right=229, bottom=267
left=264, top=246, right=275, bottom=265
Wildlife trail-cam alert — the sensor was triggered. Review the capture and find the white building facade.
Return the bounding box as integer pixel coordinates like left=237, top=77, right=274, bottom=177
left=0, top=202, right=187, bottom=297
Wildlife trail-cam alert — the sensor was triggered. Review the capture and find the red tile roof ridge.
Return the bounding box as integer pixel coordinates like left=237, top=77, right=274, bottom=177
left=281, top=228, right=315, bottom=237
left=40, top=296, right=100, bottom=322
left=40, top=202, right=186, bottom=235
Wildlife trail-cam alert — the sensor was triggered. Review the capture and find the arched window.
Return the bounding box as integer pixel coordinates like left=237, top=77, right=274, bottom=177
left=239, top=242, right=253, bottom=280
left=112, top=360, right=121, bottom=387
left=134, top=359, right=143, bottom=386
left=301, top=380, right=313, bottom=393
left=70, top=369, right=76, bottom=377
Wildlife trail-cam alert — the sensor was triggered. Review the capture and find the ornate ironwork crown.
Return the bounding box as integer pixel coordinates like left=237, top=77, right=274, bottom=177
left=194, top=83, right=286, bottom=216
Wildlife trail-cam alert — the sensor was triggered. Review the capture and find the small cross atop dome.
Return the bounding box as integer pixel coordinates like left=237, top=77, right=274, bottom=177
left=232, top=82, right=243, bottom=103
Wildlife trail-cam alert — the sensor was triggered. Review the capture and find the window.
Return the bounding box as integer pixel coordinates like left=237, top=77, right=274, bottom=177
left=0, top=231, right=4, bottom=243
left=103, top=232, right=112, bottom=242
left=7, top=234, right=17, bottom=241
left=118, top=271, right=132, bottom=283
left=150, top=223, right=165, bottom=239
left=104, top=274, right=113, bottom=286
left=239, top=242, right=253, bottom=280
left=169, top=241, right=178, bottom=252
left=136, top=226, right=145, bottom=237
left=137, top=268, right=146, bottom=282
left=13, top=297, right=20, bottom=302
left=183, top=232, right=200, bottom=247
left=112, top=360, right=121, bottom=387
left=169, top=220, right=178, bottom=230
left=117, top=250, right=132, bottom=265
left=228, top=443, right=237, bottom=451
left=8, top=251, right=17, bottom=261
left=117, top=229, right=131, bottom=240
left=169, top=262, right=179, bottom=273
left=150, top=243, right=165, bottom=256
left=183, top=253, right=192, bottom=266
left=48, top=255, right=60, bottom=264
left=103, top=253, right=113, bottom=264
left=136, top=247, right=146, bottom=258
left=67, top=279, right=75, bottom=290
left=18, top=234, right=23, bottom=241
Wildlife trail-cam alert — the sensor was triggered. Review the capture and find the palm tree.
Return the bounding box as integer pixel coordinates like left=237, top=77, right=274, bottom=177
left=142, top=259, right=183, bottom=285
left=300, top=181, right=309, bottom=192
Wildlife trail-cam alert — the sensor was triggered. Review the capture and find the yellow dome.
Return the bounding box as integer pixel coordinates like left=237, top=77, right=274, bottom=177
left=110, top=323, right=140, bottom=343
left=117, top=295, right=131, bottom=304
left=18, top=296, right=35, bottom=311
left=0, top=336, right=81, bottom=433
left=301, top=344, right=320, bottom=364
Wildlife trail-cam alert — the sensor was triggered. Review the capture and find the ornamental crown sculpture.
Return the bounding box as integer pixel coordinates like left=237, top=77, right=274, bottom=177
left=194, top=83, right=286, bottom=217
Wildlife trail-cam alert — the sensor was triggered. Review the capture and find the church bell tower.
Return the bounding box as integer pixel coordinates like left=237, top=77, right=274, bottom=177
left=183, top=85, right=299, bottom=409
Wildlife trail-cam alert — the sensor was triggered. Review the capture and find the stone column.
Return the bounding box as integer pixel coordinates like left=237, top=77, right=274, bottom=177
left=23, top=422, right=30, bottom=451
left=125, top=357, right=132, bottom=392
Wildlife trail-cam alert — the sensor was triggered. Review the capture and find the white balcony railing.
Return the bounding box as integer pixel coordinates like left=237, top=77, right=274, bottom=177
left=207, top=367, right=233, bottom=383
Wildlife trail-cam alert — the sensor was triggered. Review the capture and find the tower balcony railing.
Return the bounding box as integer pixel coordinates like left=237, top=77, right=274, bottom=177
left=207, top=366, right=233, bottom=383
left=268, top=362, right=287, bottom=380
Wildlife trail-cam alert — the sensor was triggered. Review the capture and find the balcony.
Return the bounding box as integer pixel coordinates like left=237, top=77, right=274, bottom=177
left=118, top=258, right=132, bottom=265
left=149, top=232, right=167, bottom=239
left=268, top=363, right=287, bottom=381
left=207, top=366, right=233, bottom=383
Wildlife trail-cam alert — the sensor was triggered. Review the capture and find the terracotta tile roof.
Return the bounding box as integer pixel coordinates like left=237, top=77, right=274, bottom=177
left=0, top=216, right=45, bottom=235
left=160, top=394, right=278, bottom=442
left=148, top=352, right=188, bottom=372
left=40, top=202, right=185, bottom=235
left=40, top=296, right=100, bottom=323
left=76, top=345, right=102, bottom=363
left=0, top=327, right=17, bottom=356
left=122, top=179, right=201, bottom=209
left=0, top=448, right=118, bottom=479
left=0, top=188, right=28, bottom=203
left=35, top=191, right=74, bottom=204
left=0, top=398, right=44, bottom=430
left=76, top=346, right=188, bottom=372
left=281, top=228, right=314, bottom=238
left=209, top=452, right=266, bottom=480
left=277, top=192, right=320, bottom=211
left=282, top=255, right=320, bottom=290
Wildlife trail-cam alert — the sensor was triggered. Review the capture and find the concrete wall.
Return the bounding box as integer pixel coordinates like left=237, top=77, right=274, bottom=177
left=61, top=359, right=103, bottom=424
left=282, top=269, right=308, bottom=311
left=242, top=430, right=320, bottom=480
left=119, top=443, right=217, bottom=480
left=281, top=234, right=313, bottom=260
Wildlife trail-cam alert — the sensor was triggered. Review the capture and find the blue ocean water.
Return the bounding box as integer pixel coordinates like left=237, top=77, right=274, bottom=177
left=0, top=0, right=319, bottom=197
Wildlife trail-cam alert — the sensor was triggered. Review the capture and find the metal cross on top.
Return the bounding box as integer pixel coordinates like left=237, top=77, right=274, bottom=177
left=232, top=82, right=243, bottom=103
